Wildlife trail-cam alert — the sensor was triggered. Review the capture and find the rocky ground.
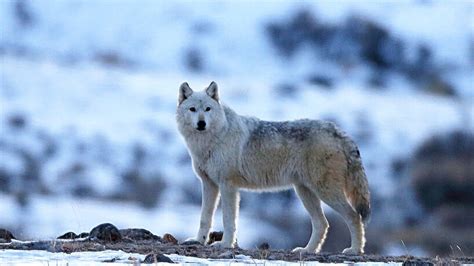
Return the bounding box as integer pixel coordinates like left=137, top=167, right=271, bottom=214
left=0, top=224, right=471, bottom=265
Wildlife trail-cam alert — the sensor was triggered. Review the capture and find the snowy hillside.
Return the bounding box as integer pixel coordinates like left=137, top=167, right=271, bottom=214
left=0, top=0, right=472, bottom=255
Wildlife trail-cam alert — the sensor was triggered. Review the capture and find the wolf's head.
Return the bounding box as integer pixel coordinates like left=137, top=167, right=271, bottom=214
left=176, top=81, right=227, bottom=136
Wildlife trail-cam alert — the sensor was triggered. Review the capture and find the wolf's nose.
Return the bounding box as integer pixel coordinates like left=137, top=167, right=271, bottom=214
left=197, top=120, right=206, bottom=131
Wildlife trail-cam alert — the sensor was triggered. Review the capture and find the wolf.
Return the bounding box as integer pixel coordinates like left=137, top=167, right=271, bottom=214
left=176, top=81, right=371, bottom=254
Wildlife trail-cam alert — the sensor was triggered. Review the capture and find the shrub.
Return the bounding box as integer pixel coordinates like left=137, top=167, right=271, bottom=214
left=411, top=130, right=474, bottom=212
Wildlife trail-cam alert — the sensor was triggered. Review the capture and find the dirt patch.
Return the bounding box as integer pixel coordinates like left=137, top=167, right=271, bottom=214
left=0, top=238, right=470, bottom=265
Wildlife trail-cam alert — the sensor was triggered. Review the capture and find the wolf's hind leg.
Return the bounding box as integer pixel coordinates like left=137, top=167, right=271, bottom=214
left=318, top=193, right=365, bottom=254
left=292, top=184, right=329, bottom=253
left=335, top=203, right=365, bottom=254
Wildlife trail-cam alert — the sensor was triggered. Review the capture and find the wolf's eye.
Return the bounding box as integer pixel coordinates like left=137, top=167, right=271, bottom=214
left=205, top=107, right=211, bottom=112
left=189, top=107, right=196, bottom=112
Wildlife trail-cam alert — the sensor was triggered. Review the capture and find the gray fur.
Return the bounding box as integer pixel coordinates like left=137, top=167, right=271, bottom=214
left=250, top=120, right=311, bottom=142
left=176, top=82, right=371, bottom=254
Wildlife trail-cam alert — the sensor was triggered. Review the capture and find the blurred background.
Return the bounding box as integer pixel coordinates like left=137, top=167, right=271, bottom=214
left=0, top=0, right=473, bottom=257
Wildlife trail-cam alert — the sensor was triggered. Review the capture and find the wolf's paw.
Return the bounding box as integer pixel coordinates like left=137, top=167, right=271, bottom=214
left=342, top=247, right=362, bottom=255
left=291, top=247, right=314, bottom=254
left=210, top=240, right=234, bottom=249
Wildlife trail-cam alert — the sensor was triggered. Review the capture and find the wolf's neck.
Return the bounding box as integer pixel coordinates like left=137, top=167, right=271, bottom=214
left=184, top=127, right=228, bottom=155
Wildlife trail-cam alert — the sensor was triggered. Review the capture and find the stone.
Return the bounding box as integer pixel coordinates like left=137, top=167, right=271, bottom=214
left=119, top=228, right=160, bottom=241
left=162, top=233, right=178, bottom=245
left=89, top=223, right=122, bottom=242
left=143, top=253, right=174, bottom=264
left=57, top=232, right=79, bottom=239
left=0, top=229, right=15, bottom=242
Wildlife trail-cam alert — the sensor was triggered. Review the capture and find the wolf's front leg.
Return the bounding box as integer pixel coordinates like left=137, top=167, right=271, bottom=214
left=191, top=177, right=220, bottom=244
left=212, top=185, right=239, bottom=248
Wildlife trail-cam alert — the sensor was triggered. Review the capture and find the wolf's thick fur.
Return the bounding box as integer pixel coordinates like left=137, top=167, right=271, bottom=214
left=176, top=82, right=371, bottom=254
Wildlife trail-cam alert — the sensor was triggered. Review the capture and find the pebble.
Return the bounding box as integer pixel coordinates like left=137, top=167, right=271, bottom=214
left=162, top=233, right=178, bottom=244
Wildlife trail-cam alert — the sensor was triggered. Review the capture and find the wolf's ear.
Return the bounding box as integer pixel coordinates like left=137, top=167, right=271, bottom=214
left=205, top=81, right=219, bottom=102
left=178, top=82, right=193, bottom=105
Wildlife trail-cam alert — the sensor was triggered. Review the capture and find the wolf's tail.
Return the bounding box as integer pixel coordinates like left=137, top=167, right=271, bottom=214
left=344, top=144, right=371, bottom=224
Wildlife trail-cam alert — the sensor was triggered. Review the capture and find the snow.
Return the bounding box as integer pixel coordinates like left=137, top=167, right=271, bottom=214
left=0, top=0, right=472, bottom=256
left=0, top=249, right=143, bottom=266
left=0, top=249, right=402, bottom=265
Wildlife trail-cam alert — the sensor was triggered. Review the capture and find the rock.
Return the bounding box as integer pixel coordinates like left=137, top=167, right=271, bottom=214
left=78, top=232, right=89, bottom=238
left=143, top=253, right=174, bottom=264
left=162, top=233, right=178, bottom=245
left=119, top=228, right=160, bottom=241
left=0, top=229, right=15, bottom=242
left=57, top=232, right=79, bottom=239
left=89, top=223, right=122, bottom=242
left=207, top=231, right=223, bottom=245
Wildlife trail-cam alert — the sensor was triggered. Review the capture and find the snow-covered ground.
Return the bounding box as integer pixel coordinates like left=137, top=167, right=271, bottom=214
left=0, top=0, right=472, bottom=256
left=0, top=249, right=402, bottom=266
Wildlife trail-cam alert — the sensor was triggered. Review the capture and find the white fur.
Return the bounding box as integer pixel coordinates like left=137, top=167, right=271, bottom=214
left=176, top=82, right=370, bottom=254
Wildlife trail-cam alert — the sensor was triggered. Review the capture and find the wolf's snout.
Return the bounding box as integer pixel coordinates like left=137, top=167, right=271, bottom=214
left=197, top=120, right=206, bottom=131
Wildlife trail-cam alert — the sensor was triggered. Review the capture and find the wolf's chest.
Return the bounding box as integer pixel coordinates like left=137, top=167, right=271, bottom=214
left=191, top=148, right=235, bottom=181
